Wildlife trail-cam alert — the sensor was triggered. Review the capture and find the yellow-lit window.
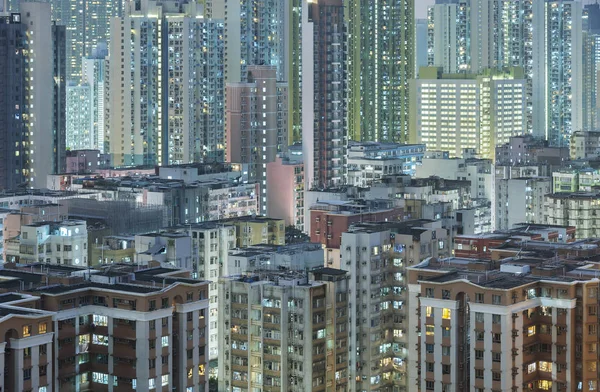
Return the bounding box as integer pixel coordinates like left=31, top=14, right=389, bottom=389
left=442, top=308, right=451, bottom=320
left=527, top=326, right=536, bottom=336
left=38, top=322, right=47, bottom=334
left=425, top=306, right=433, bottom=317
left=425, top=325, right=435, bottom=336
left=538, top=380, right=552, bottom=390
left=22, top=325, right=31, bottom=337
left=538, top=361, right=552, bottom=372
left=198, top=364, right=205, bottom=376
left=588, top=361, right=597, bottom=372
left=188, top=368, right=193, bottom=379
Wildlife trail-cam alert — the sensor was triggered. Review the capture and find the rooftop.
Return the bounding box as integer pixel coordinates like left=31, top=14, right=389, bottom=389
left=138, top=231, right=190, bottom=239
left=0, top=293, right=31, bottom=304
left=311, top=267, right=347, bottom=276
left=547, top=192, right=600, bottom=200
left=221, top=216, right=283, bottom=224
left=0, top=306, right=47, bottom=317
left=32, top=282, right=163, bottom=295
left=411, top=254, right=600, bottom=289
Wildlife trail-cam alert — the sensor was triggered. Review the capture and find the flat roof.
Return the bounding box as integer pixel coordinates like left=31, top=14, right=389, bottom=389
left=134, top=267, right=206, bottom=286
left=33, top=282, right=163, bottom=295
left=0, top=293, right=29, bottom=304
left=312, top=267, right=347, bottom=276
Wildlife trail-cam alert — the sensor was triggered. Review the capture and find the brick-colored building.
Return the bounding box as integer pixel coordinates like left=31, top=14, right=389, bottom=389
left=407, top=253, right=600, bottom=392
left=309, top=200, right=403, bottom=265
left=0, top=263, right=210, bottom=392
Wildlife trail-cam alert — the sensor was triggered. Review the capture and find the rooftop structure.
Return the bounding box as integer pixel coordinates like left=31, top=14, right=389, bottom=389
left=407, top=251, right=600, bottom=392
left=0, top=263, right=210, bottom=391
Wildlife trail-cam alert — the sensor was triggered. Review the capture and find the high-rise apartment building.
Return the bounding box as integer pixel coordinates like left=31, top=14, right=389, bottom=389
left=25, top=2, right=66, bottom=187
left=346, top=0, right=414, bottom=142
left=533, top=0, right=583, bottom=145
left=107, top=0, right=224, bottom=167
left=188, top=222, right=236, bottom=361
left=286, top=0, right=302, bottom=144
left=49, top=0, right=122, bottom=82
left=66, top=84, right=92, bottom=150
left=410, top=66, right=526, bottom=159
left=468, top=0, right=532, bottom=75
left=226, top=66, right=288, bottom=214
left=0, top=4, right=64, bottom=190
left=426, top=0, right=469, bottom=74
left=427, top=0, right=534, bottom=131
left=340, top=221, right=450, bottom=391
left=81, top=48, right=107, bottom=153
left=52, top=22, right=67, bottom=175
left=0, top=13, right=28, bottom=190
left=218, top=268, right=350, bottom=391
left=223, top=0, right=285, bottom=84
left=67, top=46, right=108, bottom=153
left=415, top=18, right=428, bottom=74
left=197, top=19, right=225, bottom=163
left=302, top=0, right=347, bottom=189
left=583, top=3, right=600, bottom=132
left=407, top=254, right=600, bottom=392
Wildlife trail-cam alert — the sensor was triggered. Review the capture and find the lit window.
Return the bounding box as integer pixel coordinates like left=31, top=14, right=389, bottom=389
left=161, top=336, right=169, bottom=347
left=198, top=364, right=205, bottom=376
left=425, top=325, right=434, bottom=336
left=425, top=306, right=433, bottom=317
left=92, top=315, right=108, bottom=326
left=527, top=326, right=536, bottom=336
left=92, top=334, right=108, bottom=346
left=92, top=372, right=108, bottom=384
left=527, top=362, right=536, bottom=373
left=442, top=308, right=451, bottom=320
left=538, top=361, right=552, bottom=372
left=78, top=334, right=90, bottom=345
left=161, top=375, right=169, bottom=386
left=538, top=380, right=552, bottom=390
left=149, top=378, right=156, bottom=389
left=22, top=325, right=31, bottom=337
left=38, top=322, right=47, bottom=334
